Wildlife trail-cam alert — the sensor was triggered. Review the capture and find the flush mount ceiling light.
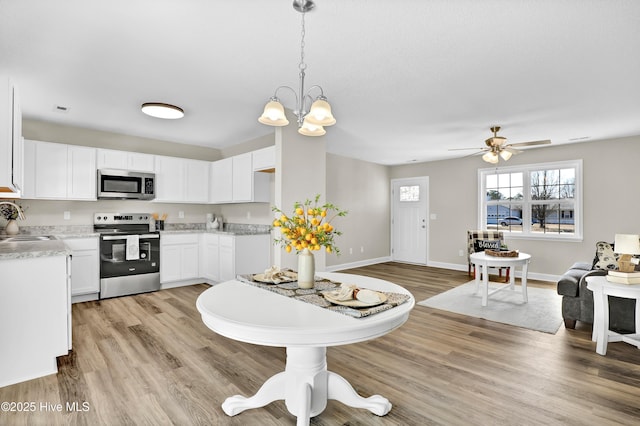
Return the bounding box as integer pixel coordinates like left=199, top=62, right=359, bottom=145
left=258, top=0, right=336, bottom=137
left=141, top=102, right=184, bottom=119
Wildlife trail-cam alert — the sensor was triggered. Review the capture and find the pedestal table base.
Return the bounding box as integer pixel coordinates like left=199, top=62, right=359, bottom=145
left=221, top=347, right=392, bottom=426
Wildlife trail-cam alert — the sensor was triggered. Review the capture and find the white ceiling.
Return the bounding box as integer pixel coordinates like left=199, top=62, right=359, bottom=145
left=1, top=0, right=639, bottom=165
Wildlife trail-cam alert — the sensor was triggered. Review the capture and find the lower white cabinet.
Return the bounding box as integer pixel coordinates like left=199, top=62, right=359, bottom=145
left=218, top=233, right=271, bottom=282
left=200, top=233, right=220, bottom=281
left=162, top=232, right=270, bottom=285
left=64, top=237, right=100, bottom=302
left=160, top=233, right=200, bottom=283
left=1, top=254, right=70, bottom=387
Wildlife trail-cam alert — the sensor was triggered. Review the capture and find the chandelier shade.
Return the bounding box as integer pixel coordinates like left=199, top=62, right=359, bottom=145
left=258, top=99, right=289, bottom=126
left=298, top=120, right=326, bottom=136
left=304, top=98, right=336, bottom=126
left=257, top=0, right=335, bottom=137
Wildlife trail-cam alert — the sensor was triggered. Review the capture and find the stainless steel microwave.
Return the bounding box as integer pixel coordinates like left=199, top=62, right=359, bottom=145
left=97, top=169, right=155, bottom=200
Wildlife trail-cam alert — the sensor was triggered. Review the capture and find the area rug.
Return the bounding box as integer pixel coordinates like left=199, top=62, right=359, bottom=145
left=417, top=281, right=563, bottom=334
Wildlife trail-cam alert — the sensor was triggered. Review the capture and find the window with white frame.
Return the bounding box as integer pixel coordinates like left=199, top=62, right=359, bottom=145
left=478, top=160, right=582, bottom=239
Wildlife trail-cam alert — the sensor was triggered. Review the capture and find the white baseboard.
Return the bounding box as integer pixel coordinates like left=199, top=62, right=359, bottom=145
left=72, top=293, right=99, bottom=304
left=324, top=256, right=392, bottom=272
left=161, top=278, right=207, bottom=289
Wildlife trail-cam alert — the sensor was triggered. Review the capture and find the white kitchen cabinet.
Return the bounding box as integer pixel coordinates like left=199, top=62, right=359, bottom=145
left=160, top=233, right=200, bottom=283
left=218, top=233, right=271, bottom=282
left=155, top=155, right=209, bottom=203
left=209, top=152, right=270, bottom=204
left=252, top=145, right=276, bottom=171
left=97, top=148, right=155, bottom=172
left=0, top=254, right=70, bottom=387
left=209, top=157, right=233, bottom=203
left=0, top=76, right=22, bottom=195
left=164, top=231, right=270, bottom=284
left=200, top=233, right=220, bottom=282
left=64, top=237, right=99, bottom=302
left=232, top=152, right=253, bottom=201
left=218, top=235, right=236, bottom=282
left=184, top=158, right=210, bottom=203
left=68, top=145, right=97, bottom=199
left=22, top=140, right=96, bottom=200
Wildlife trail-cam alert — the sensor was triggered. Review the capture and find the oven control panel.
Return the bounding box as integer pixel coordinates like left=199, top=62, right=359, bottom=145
left=94, top=213, right=151, bottom=225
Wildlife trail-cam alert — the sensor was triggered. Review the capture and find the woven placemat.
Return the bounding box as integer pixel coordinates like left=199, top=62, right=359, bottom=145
left=236, top=274, right=410, bottom=318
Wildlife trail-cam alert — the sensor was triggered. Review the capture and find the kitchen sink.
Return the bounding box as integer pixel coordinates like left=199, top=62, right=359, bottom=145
left=0, top=235, right=55, bottom=243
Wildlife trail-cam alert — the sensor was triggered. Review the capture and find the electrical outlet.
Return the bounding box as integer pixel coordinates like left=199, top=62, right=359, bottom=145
left=458, top=249, right=464, bottom=257
left=247, top=211, right=251, bottom=219
left=349, top=248, right=353, bottom=255
left=63, top=211, right=71, bottom=220
left=178, top=211, right=184, bottom=219
left=360, top=246, right=364, bottom=253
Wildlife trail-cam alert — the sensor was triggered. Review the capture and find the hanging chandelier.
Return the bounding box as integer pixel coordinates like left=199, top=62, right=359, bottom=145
left=258, top=0, right=336, bottom=137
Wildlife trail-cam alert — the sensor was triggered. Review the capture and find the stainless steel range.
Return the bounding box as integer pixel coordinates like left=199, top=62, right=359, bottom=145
left=94, top=213, right=160, bottom=299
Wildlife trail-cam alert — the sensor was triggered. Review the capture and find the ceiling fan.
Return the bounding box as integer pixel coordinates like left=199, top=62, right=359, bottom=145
left=451, top=126, right=551, bottom=163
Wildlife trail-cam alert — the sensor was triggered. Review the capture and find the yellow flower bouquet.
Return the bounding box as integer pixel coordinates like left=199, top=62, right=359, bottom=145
left=272, top=194, right=347, bottom=254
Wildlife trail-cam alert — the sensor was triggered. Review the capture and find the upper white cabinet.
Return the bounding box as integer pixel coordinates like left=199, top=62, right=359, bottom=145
left=0, top=76, right=23, bottom=195
left=209, top=157, right=232, bottom=203
left=97, top=148, right=155, bottom=172
left=23, top=140, right=96, bottom=200
left=155, top=155, right=209, bottom=203
left=252, top=146, right=275, bottom=171
left=209, top=151, right=270, bottom=204
left=232, top=152, right=253, bottom=201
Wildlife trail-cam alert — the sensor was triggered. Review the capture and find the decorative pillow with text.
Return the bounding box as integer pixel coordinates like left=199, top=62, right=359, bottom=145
left=592, top=241, right=619, bottom=270
left=474, top=240, right=501, bottom=252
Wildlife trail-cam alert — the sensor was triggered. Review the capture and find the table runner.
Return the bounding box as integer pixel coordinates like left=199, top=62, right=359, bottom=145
left=236, top=274, right=410, bottom=318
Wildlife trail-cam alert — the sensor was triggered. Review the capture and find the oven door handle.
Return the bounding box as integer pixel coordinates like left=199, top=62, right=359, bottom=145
left=102, top=234, right=160, bottom=241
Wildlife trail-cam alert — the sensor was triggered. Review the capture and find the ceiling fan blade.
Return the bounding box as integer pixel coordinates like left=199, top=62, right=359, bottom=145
left=504, top=146, right=522, bottom=154
left=508, top=139, right=551, bottom=147
left=448, top=147, right=485, bottom=151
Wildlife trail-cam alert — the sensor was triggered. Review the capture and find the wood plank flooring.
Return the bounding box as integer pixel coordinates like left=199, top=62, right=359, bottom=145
left=1, top=262, right=640, bottom=425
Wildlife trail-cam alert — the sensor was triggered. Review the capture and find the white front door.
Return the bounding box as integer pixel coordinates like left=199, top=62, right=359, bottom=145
left=391, top=177, right=429, bottom=264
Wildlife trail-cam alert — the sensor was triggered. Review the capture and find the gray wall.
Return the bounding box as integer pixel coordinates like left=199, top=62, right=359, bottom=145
left=326, top=153, right=390, bottom=267
left=389, top=136, right=640, bottom=279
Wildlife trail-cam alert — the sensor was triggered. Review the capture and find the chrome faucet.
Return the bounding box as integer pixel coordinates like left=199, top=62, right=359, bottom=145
left=0, top=201, right=26, bottom=220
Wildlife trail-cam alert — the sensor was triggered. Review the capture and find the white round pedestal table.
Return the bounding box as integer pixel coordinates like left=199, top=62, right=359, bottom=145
left=469, top=251, right=532, bottom=306
left=196, top=272, right=414, bottom=426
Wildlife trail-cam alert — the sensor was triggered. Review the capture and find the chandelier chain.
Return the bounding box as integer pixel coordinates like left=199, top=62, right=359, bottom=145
left=299, top=12, right=307, bottom=71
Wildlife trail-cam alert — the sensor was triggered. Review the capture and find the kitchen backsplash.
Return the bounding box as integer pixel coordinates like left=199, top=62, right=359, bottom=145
left=5, top=199, right=273, bottom=228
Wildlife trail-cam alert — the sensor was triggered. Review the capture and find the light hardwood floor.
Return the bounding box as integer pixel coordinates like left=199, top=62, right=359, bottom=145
left=1, top=262, right=640, bottom=425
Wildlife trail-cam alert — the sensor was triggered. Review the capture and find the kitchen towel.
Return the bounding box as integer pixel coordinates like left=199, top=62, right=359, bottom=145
left=125, top=235, right=140, bottom=260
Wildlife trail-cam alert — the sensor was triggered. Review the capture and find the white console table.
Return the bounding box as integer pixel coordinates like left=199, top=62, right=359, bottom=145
left=586, top=275, right=640, bottom=355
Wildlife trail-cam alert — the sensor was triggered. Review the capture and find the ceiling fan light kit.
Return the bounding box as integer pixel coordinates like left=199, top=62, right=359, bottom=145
left=451, top=125, right=552, bottom=163
left=257, top=0, right=336, bottom=136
